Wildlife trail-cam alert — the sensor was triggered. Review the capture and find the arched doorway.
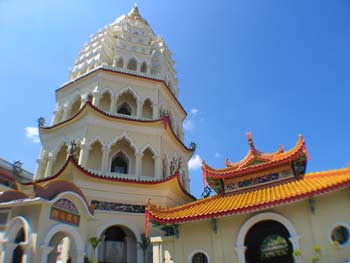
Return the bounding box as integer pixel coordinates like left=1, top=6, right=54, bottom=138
left=98, top=225, right=137, bottom=263
left=48, top=233, right=72, bottom=263
left=4, top=216, right=32, bottom=263
left=43, top=224, right=84, bottom=263
left=244, top=220, right=294, bottom=263
left=12, top=228, right=24, bottom=263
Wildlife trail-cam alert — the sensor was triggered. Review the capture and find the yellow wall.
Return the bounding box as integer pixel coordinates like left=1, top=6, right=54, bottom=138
left=153, top=188, right=350, bottom=263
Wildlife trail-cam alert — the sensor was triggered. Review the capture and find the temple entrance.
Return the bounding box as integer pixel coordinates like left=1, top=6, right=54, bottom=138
left=12, top=228, right=24, bottom=263
left=48, top=233, right=73, bottom=263
left=244, top=220, right=294, bottom=263
left=98, top=225, right=137, bottom=263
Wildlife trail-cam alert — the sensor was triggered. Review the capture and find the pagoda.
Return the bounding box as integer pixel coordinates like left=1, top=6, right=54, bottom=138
left=0, top=6, right=195, bottom=263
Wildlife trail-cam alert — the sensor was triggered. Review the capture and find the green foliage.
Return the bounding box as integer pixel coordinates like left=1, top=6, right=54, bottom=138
left=313, top=245, right=321, bottom=253
left=311, top=255, right=319, bottom=263
left=88, top=237, right=101, bottom=249
left=138, top=233, right=151, bottom=250
left=293, top=249, right=301, bottom=257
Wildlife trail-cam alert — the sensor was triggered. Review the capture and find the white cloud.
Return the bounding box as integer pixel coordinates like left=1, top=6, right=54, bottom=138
left=214, top=152, right=221, bottom=158
left=183, top=119, right=195, bottom=132
left=190, top=108, right=200, bottom=115
left=183, top=107, right=201, bottom=132
left=188, top=154, right=202, bottom=171
left=25, top=127, right=40, bottom=143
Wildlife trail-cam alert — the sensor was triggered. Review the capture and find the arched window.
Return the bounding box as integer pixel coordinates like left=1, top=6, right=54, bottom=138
left=127, top=58, right=137, bottom=71
left=117, top=102, right=132, bottom=115
left=117, top=57, right=124, bottom=68
left=12, top=228, right=25, bottom=263
left=140, top=62, right=147, bottom=73
left=192, top=252, right=208, bottom=263
left=111, top=152, right=128, bottom=174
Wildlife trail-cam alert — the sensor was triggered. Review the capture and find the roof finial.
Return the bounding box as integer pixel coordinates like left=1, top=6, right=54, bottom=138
left=130, top=3, right=140, bottom=16
left=246, top=131, right=255, bottom=151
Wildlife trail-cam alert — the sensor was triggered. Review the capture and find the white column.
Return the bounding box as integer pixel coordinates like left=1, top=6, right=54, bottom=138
left=61, top=105, right=70, bottom=120
left=152, top=103, right=159, bottom=119
left=235, top=245, right=247, bottom=263
left=80, top=96, right=88, bottom=109
left=34, top=158, right=47, bottom=180
left=92, top=91, right=101, bottom=106
left=51, top=109, right=61, bottom=125
left=151, top=237, right=163, bottom=263
left=135, top=151, right=142, bottom=177
left=110, top=95, right=117, bottom=113
left=101, top=146, right=110, bottom=173
left=78, top=143, right=90, bottom=167
left=136, top=99, right=143, bottom=118
left=2, top=242, right=17, bottom=263
left=154, top=154, right=161, bottom=179
left=44, top=154, right=55, bottom=178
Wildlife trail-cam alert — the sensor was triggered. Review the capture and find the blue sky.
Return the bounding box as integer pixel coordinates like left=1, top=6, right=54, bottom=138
left=1, top=0, right=350, bottom=198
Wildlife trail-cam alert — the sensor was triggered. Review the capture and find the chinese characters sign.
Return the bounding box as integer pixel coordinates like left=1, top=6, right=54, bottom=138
left=50, top=198, right=80, bottom=226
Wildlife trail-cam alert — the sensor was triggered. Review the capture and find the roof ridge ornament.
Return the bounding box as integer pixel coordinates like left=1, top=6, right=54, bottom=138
left=246, top=131, right=256, bottom=153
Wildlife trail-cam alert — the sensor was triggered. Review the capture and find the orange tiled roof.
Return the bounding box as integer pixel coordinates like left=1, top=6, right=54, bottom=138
left=147, top=168, right=350, bottom=224
left=203, top=134, right=307, bottom=179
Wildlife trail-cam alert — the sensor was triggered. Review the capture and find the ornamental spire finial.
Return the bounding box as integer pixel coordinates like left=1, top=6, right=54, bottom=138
left=246, top=131, right=255, bottom=150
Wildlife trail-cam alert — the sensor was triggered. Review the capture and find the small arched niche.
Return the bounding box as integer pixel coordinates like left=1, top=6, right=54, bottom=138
left=141, top=148, right=155, bottom=177
left=99, top=91, right=112, bottom=112
left=116, top=91, right=137, bottom=116
left=116, top=57, right=124, bottom=68
left=68, top=97, right=82, bottom=119
left=142, top=99, right=153, bottom=119
left=117, top=102, right=132, bottom=116
left=140, top=62, right=147, bottom=73
left=127, top=58, right=137, bottom=71
left=109, top=138, right=136, bottom=175
left=86, top=141, right=103, bottom=171
left=111, top=151, right=129, bottom=174
left=52, top=144, right=68, bottom=175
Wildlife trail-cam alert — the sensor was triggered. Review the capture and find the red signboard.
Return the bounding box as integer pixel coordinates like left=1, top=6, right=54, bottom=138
left=50, top=207, right=80, bottom=226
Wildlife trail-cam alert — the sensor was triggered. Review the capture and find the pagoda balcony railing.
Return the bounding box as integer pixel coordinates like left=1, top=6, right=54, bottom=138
left=102, top=64, right=161, bottom=80
left=100, top=110, right=156, bottom=122
left=86, top=168, right=157, bottom=181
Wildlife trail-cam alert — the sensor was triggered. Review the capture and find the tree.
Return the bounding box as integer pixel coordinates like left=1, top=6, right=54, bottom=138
left=88, top=237, right=101, bottom=263
left=138, top=233, right=150, bottom=263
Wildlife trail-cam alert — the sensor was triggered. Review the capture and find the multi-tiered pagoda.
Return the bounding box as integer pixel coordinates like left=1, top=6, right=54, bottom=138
left=0, top=6, right=194, bottom=263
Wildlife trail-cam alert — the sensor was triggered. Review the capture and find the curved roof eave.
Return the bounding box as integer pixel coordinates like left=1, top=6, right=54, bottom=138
left=19, top=157, right=196, bottom=202
left=40, top=102, right=194, bottom=154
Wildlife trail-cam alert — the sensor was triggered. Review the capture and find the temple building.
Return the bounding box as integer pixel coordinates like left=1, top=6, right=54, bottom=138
left=0, top=4, right=349, bottom=263
left=0, top=6, right=195, bottom=263
left=148, top=134, right=350, bottom=263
